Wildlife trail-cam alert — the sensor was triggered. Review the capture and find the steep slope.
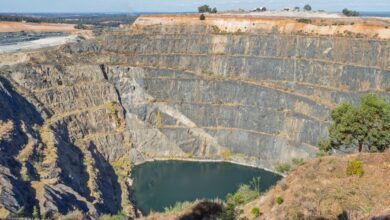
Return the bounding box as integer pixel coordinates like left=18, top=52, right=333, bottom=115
left=241, top=151, right=390, bottom=219
left=0, top=14, right=389, bottom=218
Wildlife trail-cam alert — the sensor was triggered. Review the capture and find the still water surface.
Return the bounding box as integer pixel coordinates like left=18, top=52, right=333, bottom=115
left=132, top=160, right=282, bottom=214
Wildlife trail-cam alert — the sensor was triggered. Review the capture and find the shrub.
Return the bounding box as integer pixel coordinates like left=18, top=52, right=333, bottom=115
left=220, top=184, right=257, bottom=220
left=292, top=158, right=304, bottom=166
left=226, top=184, right=259, bottom=205
left=221, top=149, right=232, bottom=160
left=200, top=14, right=206, bottom=21
left=276, top=196, right=284, bottom=205
left=318, top=139, right=330, bottom=151
left=297, top=18, right=312, bottom=24
left=99, top=212, right=127, bottom=220
left=251, top=207, right=260, bottom=217
left=164, top=201, right=193, bottom=214
left=346, top=160, right=364, bottom=177
left=316, top=150, right=327, bottom=158
left=274, top=163, right=291, bottom=174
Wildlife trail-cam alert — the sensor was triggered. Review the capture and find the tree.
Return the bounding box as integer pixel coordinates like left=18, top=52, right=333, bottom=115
left=211, top=7, right=218, bottom=13
left=328, top=93, right=390, bottom=152
left=198, top=5, right=211, bottom=13
left=303, top=4, right=312, bottom=11
left=342, top=8, right=359, bottom=17
left=199, top=14, right=206, bottom=21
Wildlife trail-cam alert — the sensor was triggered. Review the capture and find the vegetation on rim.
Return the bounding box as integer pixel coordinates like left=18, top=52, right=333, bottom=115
left=323, top=93, right=390, bottom=153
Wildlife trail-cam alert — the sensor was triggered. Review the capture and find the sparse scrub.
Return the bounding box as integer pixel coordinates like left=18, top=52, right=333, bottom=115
left=297, top=18, right=312, bottom=24
left=292, top=158, right=304, bottom=166
left=221, top=149, right=232, bottom=160
left=251, top=207, right=260, bottom=217
left=164, top=201, right=194, bottom=214
left=318, top=139, right=330, bottom=152
left=275, top=196, right=284, bottom=205
left=220, top=184, right=261, bottom=219
left=274, top=163, right=291, bottom=174
left=346, top=159, right=364, bottom=177
left=316, top=150, right=328, bottom=158
left=99, top=212, right=127, bottom=220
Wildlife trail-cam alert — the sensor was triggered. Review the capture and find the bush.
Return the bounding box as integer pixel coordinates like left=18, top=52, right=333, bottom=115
left=251, top=207, right=260, bottom=217
left=297, top=18, right=312, bottom=24
left=342, top=8, right=359, bottom=17
left=346, top=160, right=364, bottom=177
left=316, top=150, right=327, bottom=158
left=275, top=196, right=284, bottom=205
left=200, top=14, right=206, bottom=21
left=292, top=158, right=304, bottom=166
left=303, top=4, right=312, bottom=11
left=318, top=139, right=330, bottom=151
left=219, top=184, right=260, bottom=220
left=164, top=201, right=193, bottom=214
left=274, top=163, right=291, bottom=174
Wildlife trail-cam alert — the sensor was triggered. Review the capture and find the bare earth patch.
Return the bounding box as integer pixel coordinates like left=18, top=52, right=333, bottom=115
left=0, top=21, right=76, bottom=33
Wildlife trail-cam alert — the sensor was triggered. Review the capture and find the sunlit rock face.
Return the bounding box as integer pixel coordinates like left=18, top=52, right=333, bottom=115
left=0, top=14, right=389, bottom=217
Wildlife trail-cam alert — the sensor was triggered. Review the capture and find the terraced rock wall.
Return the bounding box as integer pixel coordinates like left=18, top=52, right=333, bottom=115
left=0, top=15, right=389, bottom=218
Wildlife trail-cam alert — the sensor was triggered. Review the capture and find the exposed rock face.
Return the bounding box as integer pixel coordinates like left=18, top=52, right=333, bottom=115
left=0, top=14, right=389, bottom=217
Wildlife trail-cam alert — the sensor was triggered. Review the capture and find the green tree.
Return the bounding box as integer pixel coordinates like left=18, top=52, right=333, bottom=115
left=342, top=8, right=359, bottom=17
left=328, top=93, right=390, bottom=152
left=303, top=4, right=312, bottom=11
left=211, top=7, right=218, bottom=13
left=198, top=5, right=211, bottom=13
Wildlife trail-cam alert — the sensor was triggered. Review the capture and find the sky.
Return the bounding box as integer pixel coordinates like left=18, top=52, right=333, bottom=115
left=0, top=0, right=389, bottom=13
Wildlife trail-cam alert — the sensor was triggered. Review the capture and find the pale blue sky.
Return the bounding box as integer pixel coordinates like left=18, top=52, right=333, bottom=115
left=0, top=0, right=389, bottom=13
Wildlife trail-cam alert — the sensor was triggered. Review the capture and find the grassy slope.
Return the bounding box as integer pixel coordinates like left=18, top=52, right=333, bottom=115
left=241, top=151, right=390, bottom=220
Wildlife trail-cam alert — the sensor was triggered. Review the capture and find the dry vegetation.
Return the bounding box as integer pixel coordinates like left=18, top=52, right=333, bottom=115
left=241, top=151, right=390, bottom=219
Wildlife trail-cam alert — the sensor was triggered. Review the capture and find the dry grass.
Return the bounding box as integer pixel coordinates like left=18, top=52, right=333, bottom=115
left=241, top=151, right=390, bottom=219
left=0, top=120, right=13, bottom=140
left=0, top=207, right=10, bottom=219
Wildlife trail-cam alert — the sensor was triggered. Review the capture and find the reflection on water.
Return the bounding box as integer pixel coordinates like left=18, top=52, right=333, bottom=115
left=131, top=160, right=282, bottom=214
